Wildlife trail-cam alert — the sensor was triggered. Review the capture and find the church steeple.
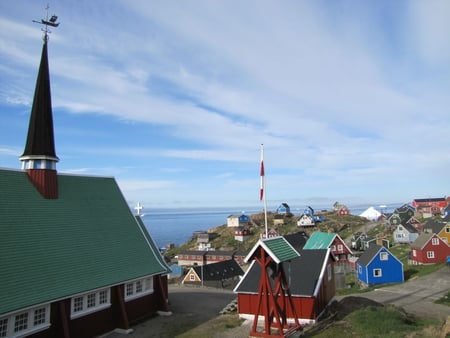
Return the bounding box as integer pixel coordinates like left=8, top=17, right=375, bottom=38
left=20, top=9, right=60, bottom=199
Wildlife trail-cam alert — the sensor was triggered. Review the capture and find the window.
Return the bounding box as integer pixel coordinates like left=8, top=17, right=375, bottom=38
left=380, top=252, right=388, bottom=261
left=412, top=249, right=417, bottom=257
left=73, top=297, right=83, bottom=313
left=446, top=227, right=450, bottom=233
left=33, top=308, right=46, bottom=326
left=14, top=313, right=28, bottom=333
left=427, top=251, right=435, bottom=259
left=0, top=318, right=7, bottom=338
left=431, top=237, right=439, bottom=245
left=358, top=265, right=362, bottom=274
left=189, top=274, right=195, bottom=281
left=87, top=293, right=96, bottom=308
left=70, top=288, right=111, bottom=319
left=373, top=269, right=382, bottom=277
left=124, top=277, right=154, bottom=301
left=99, top=290, right=108, bottom=305
left=0, top=305, right=50, bottom=337
left=337, top=244, right=343, bottom=252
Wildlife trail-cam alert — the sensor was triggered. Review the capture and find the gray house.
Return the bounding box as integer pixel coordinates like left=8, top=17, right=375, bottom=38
left=393, top=223, right=419, bottom=244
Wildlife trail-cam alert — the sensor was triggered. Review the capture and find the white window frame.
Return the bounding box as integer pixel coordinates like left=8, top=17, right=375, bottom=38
left=337, top=244, right=343, bottom=252
left=0, top=304, right=50, bottom=337
left=431, top=237, right=439, bottom=245
left=380, top=252, right=388, bottom=261
left=373, top=268, right=382, bottom=277
left=70, top=288, right=111, bottom=319
left=124, top=277, right=154, bottom=302
left=426, top=251, right=435, bottom=259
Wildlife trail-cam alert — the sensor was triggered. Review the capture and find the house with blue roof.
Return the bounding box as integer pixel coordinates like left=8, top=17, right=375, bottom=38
left=356, top=245, right=404, bottom=287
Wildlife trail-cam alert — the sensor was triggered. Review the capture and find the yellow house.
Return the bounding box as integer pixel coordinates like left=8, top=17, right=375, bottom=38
left=438, top=223, right=450, bottom=244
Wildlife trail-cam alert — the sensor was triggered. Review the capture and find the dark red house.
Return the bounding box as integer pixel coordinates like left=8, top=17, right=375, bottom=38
left=234, top=248, right=336, bottom=325
left=409, top=233, right=450, bottom=265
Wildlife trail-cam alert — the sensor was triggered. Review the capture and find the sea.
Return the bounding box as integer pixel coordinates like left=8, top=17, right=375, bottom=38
left=140, top=203, right=402, bottom=249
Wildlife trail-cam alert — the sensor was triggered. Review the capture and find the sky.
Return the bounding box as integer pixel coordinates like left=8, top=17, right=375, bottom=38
left=0, top=1, right=449, bottom=210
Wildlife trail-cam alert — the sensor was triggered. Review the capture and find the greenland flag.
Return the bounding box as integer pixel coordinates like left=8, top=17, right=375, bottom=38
left=260, top=144, right=265, bottom=201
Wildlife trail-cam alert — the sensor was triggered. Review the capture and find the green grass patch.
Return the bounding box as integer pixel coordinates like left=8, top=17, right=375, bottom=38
left=435, top=290, right=450, bottom=307
left=306, top=305, right=441, bottom=337
left=177, top=315, right=244, bottom=338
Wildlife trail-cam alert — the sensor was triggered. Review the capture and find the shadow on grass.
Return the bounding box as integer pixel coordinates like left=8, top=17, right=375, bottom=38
left=403, top=268, right=418, bottom=281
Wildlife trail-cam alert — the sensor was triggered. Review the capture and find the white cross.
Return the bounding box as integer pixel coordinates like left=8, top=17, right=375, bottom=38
left=134, top=202, right=143, bottom=216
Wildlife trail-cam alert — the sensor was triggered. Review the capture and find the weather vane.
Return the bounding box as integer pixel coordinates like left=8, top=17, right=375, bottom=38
left=32, top=4, right=60, bottom=41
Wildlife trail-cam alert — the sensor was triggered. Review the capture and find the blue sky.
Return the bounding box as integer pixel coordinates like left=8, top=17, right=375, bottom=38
left=0, top=1, right=449, bottom=209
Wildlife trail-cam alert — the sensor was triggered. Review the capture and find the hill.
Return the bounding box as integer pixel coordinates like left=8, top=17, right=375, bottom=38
left=165, top=210, right=369, bottom=257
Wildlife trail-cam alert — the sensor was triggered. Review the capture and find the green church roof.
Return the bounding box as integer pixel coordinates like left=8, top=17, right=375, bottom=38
left=0, top=169, right=170, bottom=315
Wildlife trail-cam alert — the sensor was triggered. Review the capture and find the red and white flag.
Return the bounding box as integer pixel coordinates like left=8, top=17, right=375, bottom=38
left=260, top=144, right=265, bottom=201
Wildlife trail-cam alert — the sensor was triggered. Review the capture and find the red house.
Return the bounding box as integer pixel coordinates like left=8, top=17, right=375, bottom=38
left=409, top=233, right=450, bottom=265
left=337, top=205, right=350, bottom=216
left=303, top=232, right=353, bottom=272
left=234, top=248, right=336, bottom=325
left=412, top=197, right=448, bottom=216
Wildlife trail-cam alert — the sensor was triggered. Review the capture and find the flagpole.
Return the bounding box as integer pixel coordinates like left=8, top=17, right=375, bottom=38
left=260, top=144, right=268, bottom=238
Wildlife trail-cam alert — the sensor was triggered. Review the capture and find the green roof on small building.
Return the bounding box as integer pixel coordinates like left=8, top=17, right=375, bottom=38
left=303, top=232, right=336, bottom=249
left=0, top=169, right=170, bottom=315
left=245, top=236, right=300, bottom=264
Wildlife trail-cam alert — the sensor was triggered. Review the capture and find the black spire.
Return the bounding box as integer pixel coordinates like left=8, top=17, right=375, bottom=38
left=20, top=38, right=58, bottom=162
left=20, top=8, right=60, bottom=199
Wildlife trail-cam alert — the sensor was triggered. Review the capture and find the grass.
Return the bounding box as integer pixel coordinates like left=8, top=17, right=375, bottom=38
left=176, top=315, right=244, bottom=338
left=435, top=290, right=450, bottom=307
left=305, top=305, right=441, bottom=338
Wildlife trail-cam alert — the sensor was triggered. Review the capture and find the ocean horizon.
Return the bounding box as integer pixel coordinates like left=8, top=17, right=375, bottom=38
left=141, top=202, right=403, bottom=248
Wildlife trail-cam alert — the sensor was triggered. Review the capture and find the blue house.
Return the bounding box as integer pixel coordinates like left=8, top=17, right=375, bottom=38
left=277, top=203, right=291, bottom=214
left=356, top=245, right=404, bottom=287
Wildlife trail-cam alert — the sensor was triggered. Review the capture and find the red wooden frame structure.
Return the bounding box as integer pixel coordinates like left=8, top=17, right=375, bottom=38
left=250, top=245, right=302, bottom=337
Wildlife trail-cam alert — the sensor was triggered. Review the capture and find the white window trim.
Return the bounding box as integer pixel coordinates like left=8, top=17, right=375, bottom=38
left=380, top=252, right=388, bottom=261
left=427, top=251, right=435, bottom=259
left=373, top=268, right=382, bottom=277
left=0, top=304, right=50, bottom=338
left=124, top=277, right=154, bottom=302
left=431, top=237, right=439, bottom=245
left=70, top=288, right=111, bottom=319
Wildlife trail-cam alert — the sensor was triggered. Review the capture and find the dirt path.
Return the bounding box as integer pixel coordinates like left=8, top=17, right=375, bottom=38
left=337, top=266, right=450, bottom=320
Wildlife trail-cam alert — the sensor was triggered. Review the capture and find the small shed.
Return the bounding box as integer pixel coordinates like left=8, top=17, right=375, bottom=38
left=181, top=259, right=244, bottom=289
